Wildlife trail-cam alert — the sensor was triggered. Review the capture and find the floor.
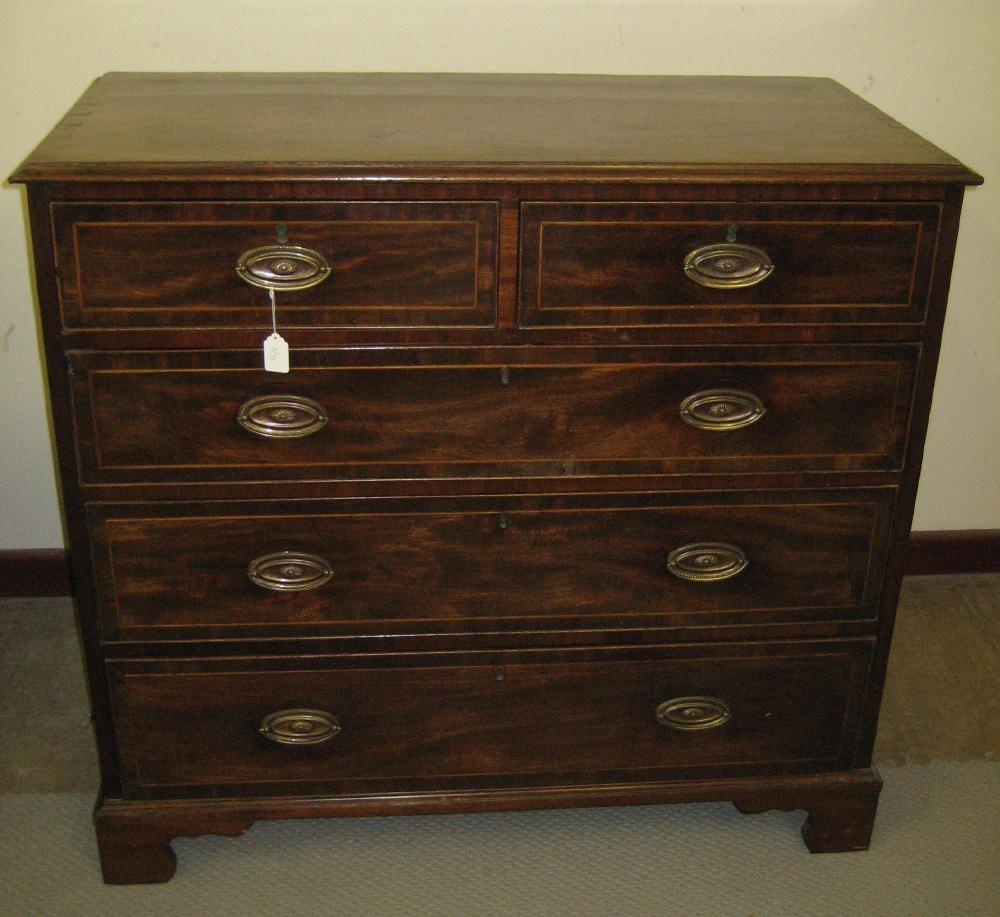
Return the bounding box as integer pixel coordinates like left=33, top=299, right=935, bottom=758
left=1, top=575, right=999, bottom=914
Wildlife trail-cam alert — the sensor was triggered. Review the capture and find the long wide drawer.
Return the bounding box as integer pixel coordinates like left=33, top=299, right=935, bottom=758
left=107, top=640, right=874, bottom=796
left=69, top=345, right=917, bottom=484
left=89, top=489, right=893, bottom=642
left=520, top=201, right=940, bottom=327
left=52, top=201, right=499, bottom=329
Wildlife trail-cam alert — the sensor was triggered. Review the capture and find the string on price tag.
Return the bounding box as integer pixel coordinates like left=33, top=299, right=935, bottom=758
left=263, top=288, right=289, bottom=373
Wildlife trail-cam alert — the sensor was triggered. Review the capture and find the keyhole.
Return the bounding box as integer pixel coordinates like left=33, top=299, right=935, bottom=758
left=500, top=366, right=511, bottom=385
left=725, top=223, right=738, bottom=243
left=498, top=512, right=509, bottom=531
left=276, top=223, right=289, bottom=244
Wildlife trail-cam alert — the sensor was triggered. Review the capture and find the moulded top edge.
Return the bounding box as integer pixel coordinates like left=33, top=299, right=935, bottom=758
left=8, top=161, right=984, bottom=186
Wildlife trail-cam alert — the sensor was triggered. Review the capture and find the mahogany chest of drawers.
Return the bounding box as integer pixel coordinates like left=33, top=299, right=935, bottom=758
left=11, top=73, right=981, bottom=883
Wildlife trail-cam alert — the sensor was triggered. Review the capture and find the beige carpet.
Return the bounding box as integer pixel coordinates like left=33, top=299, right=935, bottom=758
left=2, top=575, right=999, bottom=915
left=2, top=763, right=999, bottom=916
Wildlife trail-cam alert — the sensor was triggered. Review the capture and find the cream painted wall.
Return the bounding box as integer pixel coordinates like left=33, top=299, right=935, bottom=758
left=1, top=0, right=997, bottom=548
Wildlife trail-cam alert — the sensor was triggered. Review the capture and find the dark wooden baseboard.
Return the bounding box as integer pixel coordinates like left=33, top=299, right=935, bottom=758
left=1, top=531, right=998, bottom=598
left=904, top=530, right=1000, bottom=577
left=0, top=549, right=71, bottom=597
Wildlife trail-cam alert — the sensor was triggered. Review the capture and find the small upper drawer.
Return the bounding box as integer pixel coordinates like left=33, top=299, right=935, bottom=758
left=519, top=201, right=940, bottom=328
left=68, top=345, right=917, bottom=484
left=51, top=201, right=498, bottom=329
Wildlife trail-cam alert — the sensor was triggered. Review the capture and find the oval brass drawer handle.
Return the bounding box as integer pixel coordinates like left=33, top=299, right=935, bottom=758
left=683, top=242, right=773, bottom=289
left=260, top=709, right=341, bottom=745
left=248, top=550, right=334, bottom=592
left=236, top=243, right=331, bottom=291
left=667, top=542, right=748, bottom=583
left=679, top=388, right=766, bottom=431
left=656, top=696, right=731, bottom=731
left=237, top=394, right=328, bottom=439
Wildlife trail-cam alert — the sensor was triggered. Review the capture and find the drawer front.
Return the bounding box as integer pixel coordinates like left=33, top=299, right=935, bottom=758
left=108, top=640, right=874, bottom=796
left=70, top=346, right=917, bottom=484
left=520, top=202, right=940, bottom=327
left=90, top=490, right=893, bottom=642
left=52, top=201, right=498, bottom=328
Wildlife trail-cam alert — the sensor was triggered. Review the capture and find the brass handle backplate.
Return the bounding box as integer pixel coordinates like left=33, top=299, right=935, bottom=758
left=656, top=696, right=731, bottom=731
left=667, top=542, right=748, bottom=583
left=248, top=550, right=333, bottom=592
left=679, top=388, right=766, bottom=431
left=236, top=243, right=331, bottom=291
left=683, top=242, right=773, bottom=289
left=259, top=709, right=341, bottom=745
left=237, top=394, right=328, bottom=439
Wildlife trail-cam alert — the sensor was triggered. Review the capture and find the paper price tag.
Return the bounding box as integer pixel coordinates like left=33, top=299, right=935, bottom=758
left=263, top=332, right=290, bottom=373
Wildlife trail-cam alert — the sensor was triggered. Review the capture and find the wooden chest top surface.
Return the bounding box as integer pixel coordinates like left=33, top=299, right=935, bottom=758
left=10, top=72, right=981, bottom=183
